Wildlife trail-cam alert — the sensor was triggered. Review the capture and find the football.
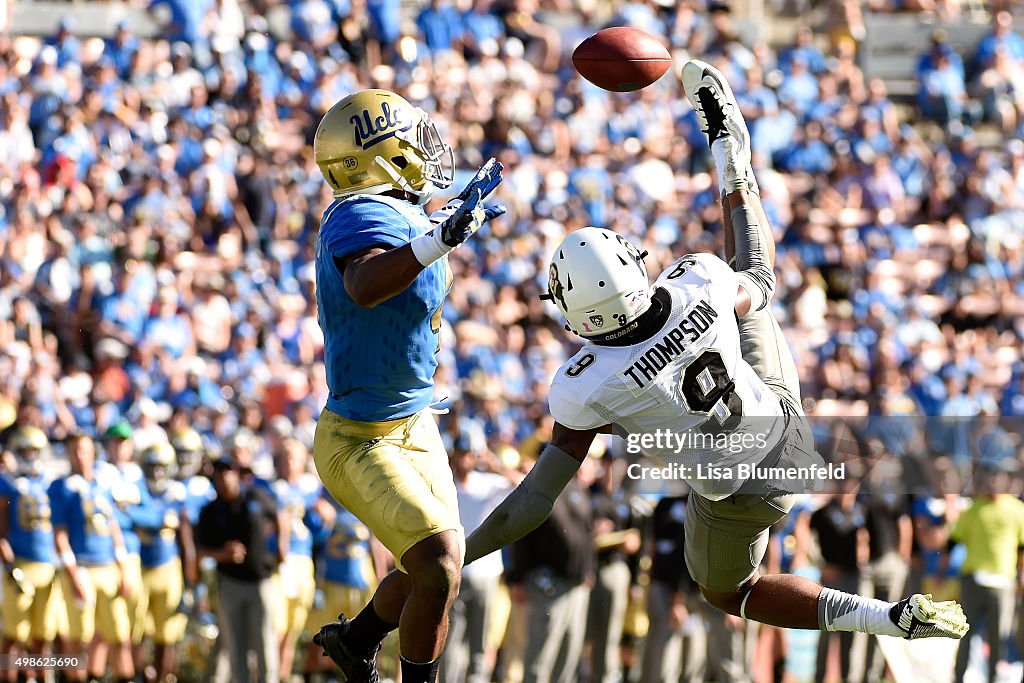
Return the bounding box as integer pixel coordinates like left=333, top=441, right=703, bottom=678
left=571, top=26, right=672, bottom=92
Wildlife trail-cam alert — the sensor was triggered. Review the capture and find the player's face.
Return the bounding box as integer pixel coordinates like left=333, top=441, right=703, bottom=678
left=145, top=463, right=170, bottom=492
left=69, top=437, right=96, bottom=476
left=106, top=436, right=133, bottom=465
left=15, top=446, right=42, bottom=476
left=213, top=463, right=240, bottom=498
left=176, top=449, right=202, bottom=479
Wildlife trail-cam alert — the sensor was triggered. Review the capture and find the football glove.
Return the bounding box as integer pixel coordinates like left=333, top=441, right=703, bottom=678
left=411, top=158, right=506, bottom=266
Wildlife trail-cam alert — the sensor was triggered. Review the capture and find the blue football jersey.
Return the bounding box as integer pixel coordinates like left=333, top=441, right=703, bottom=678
left=96, top=461, right=160, bottom=556
left=49, top=475, right=119, bottom=565
left=1, top=473, right=56, bottom=563
left=321, top=506, right=372, bottom=588
left=255, top=475, right=321, bottom=558
left=182, top=475, right=216, bottom=524
left=138, top=481, right=187, bottom=569
left=315, top=195, right=452, bottom=421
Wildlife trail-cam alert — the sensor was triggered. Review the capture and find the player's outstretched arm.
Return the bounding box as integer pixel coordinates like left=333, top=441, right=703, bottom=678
left=343, top=159, right=505, bottom=308
left=722, top=189, right=777, bottom=319
left=462, top=422, right=597, bottom=566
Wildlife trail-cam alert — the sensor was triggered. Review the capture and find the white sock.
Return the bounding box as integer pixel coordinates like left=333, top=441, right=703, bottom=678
left=711, top=137, right=732, bottom=179
left=711, top=137, right=750, bottom=195
left=818, top=587, right=903, bottom=637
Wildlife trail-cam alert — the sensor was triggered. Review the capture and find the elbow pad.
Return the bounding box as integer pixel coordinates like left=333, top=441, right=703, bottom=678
left=463, top=444, right=581, bottom=565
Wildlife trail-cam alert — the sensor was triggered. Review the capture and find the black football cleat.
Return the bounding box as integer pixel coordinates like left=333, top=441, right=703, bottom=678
left=313, top=615, right=381, bottom=683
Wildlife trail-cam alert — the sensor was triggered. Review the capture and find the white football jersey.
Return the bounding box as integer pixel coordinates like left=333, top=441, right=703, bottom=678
left=548, top=253, right=785, bottom=500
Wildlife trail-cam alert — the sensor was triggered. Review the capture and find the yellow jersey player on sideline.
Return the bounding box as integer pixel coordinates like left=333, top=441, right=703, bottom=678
left=136, top=442, right=195, bottom=683
left=463, top=60, right=968, bottom=655
left=0, top=427, right=60, bottom=683
left=309, top=89, right=505, bottom=683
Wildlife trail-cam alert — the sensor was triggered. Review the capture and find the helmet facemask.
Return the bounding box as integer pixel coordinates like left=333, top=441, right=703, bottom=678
left=15, top=447, right=44, bottom=477
left=176, top=449, right=202, bottom=479
left=412, top=108, right=454, bottom=191
left=379, top=108, right=454, bottom=205
left=145, top=462, right=175, bottom=495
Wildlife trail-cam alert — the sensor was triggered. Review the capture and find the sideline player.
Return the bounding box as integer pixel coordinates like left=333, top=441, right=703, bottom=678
left=97, top=422, right=158, bottom=669
left=256, top=438, right=323, bottom=680
left=137, top=442, right=195, bottom=682
left=464, top=61, right=968, bottom=644
left=50, top=433, right=136, bottom=683
left=0, top=427, right=59, bottom=683
left=302, top=497, right=380, bottom=681
left=309, top=89, right=505, bottom=683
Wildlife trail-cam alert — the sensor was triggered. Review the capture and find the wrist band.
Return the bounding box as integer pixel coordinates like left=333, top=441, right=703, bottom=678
left=60, top=550, right=77, bottom=568
left=114, top=547, right=128, bottom=563
left=409, top=229, right=453, bottom=267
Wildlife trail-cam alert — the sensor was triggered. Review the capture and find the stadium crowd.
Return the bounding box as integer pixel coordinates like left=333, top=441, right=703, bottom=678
left=2, top=0, right=1024, bottom=681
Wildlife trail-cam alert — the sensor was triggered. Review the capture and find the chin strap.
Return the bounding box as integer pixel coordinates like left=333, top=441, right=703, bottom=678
left=372, top=156, right=432, bottom=205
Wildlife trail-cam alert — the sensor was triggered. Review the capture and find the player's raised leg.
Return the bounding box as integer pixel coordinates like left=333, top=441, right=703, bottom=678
left=680, top=58, right=968, bottom=641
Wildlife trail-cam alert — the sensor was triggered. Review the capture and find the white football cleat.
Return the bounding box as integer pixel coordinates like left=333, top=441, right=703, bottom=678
left=681, top=59, right=754, bottom=194
left=889, top=593, right=969, bottom=640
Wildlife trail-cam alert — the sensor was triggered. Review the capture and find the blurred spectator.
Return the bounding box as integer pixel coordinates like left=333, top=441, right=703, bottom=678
left=441, top=439, right=516, bottom=683
left=952, top=463, right=1024, bottom=683
left=506, top=460, right=595, bottom=683
left=973, top=10, right=1024, bottom=71
left=918, top=44, right=969, bottom=125
left=416, top=0, right=464, bottom=56
left=639, top=493, right=704, bottom=683
left=810, top=480, right=868, bottom=683
left=587, top=458, right=641, bottom=683
left=858, top=446, right=912, bottom=683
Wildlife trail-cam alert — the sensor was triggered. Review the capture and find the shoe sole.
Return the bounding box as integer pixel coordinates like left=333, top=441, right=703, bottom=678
left=910, top=594, right=970, bottom=639
left=680, top=59, right=742, bottom=135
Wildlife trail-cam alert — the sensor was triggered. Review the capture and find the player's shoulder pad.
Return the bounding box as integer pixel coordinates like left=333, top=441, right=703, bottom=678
left=549, top=348, right=607, bottom=431
left=186, top=475, right=213, bottom=497
left=123, top=463, right=144, bottom=483
left=328, top=194, right=406, bottom=226
left=65, top=474, right=88, bottom=494
left=656, top=252, right=730, bottom=285
left=165, top=480, right=187, bottom=502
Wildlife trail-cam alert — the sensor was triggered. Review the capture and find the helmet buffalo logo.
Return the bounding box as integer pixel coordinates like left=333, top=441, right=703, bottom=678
left=548, top=264, right=568, bottom=310
left=350, top=102, right=413, bottom=150
left=589, top=314, right=604, bottom=327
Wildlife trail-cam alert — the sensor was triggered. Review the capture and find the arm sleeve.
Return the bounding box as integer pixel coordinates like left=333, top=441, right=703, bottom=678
left=729, top=204, right=776, bottom=317
left=463, top=444, right=582, bottom=566
left=322, top=199, right=413, bottom=260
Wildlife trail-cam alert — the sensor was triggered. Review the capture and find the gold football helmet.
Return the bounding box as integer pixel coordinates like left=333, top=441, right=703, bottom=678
left=9, top=426, right=48, bottom=453
left=8, top=426, right=48, bottom=476
left=314, top=89, right=454, bottom=205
